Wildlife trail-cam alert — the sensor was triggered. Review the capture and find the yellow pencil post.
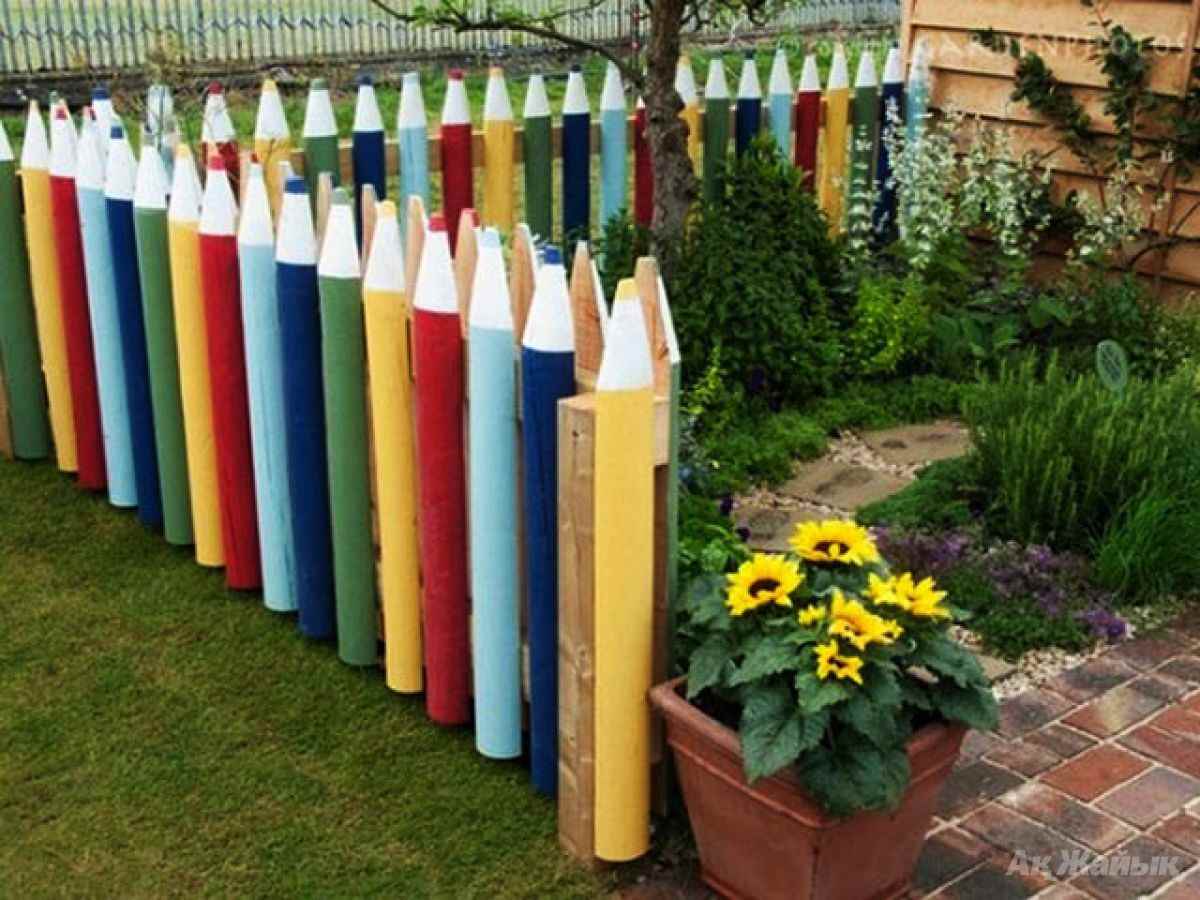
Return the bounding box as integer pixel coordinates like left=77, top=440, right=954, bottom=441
left=676, top=57, right=701, bottom=170
left=482, top=66, right=515, bottom=232
left=364, top=201, right=423, bottom=693
left=168, top=145, right=225, bottom=566
left=592, top=279, right=656, bottom=862
left=19, top=102, right=75, bottom=472
left=819, top=44, right=850, bottom=235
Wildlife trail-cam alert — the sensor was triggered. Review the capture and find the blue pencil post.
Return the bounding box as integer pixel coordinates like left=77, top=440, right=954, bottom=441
left=76, top=113, right=136, bottom=508
left=561, top=65, right=591, bottom=242
left=105, top=123, right=162, bottom=529
left=735, top=51, right=762, bottom=156
left=352, top=74, right=386, bottom=246
left=468, top=228, right=522, bottom=760
left=874, top=45, right=905, bottom=237
left=768, top=47, right=793, bottom=159
left=239, top=162, right=297, bottom=613
left=276, top=176, right=335, bottom=638
left=599, top=61, right=627, bottom=228
left=521, top=245, right=576, bottom=794
left=397, top=72, right=430, bottom=236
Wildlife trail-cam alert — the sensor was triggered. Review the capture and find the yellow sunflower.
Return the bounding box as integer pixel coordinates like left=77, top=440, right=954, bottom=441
left=797, top=603, right=826, bottom=627
left=789, top=519, right=879, bottom=566
left=827, top=589, right=903, bottom=650
left=726, top=553, right=804, bottom=617
left=866, top=572, right=910, bottom=611
left=892, top=572, right=951, bottom=619
left=815, top=638, right=864, bottom=685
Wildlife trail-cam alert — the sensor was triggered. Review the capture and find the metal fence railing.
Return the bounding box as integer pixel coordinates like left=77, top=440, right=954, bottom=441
left=0, top=0, right=899, bottom=75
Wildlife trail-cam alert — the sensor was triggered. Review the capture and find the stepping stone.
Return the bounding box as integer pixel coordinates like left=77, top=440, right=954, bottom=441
left=979, top=653, right=1017, bottom=683
left=734, top=505, right=828, bottom=552
left=781, top=460, right=909, bottom=511
left=861, top=420, right=970, bottom=467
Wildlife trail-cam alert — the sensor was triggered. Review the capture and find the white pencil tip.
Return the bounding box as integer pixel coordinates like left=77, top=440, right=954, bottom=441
left=442, top=70, right=470, bottom=125
left=523, top=245, right=573, bottom=351
left=318, top=189, right=360, bottom=278
left=883, top=46, right=903, bottom=83
left=597, top=282, right=652, bottom=390
left=20, top=102, right=48, bottom=169
left=134, top=142, right=170, bottom=210
left=799, top=54, right=820, bottom=92
left=524, top=73, right=550, bottom=118
left=238, top=161, right=273, bottom=245
left=484, top=66, right=514, bottom=120
left=353, top=77, right=384, bottom=132
left=168, top=145, right=201, bottom=222
left=827, top=45, right=849, bottom=90
left=276, top=176, right=318, bottom=265
left=468, top=227, right=512, bottom=330
left=769, top=48, right=792, bottom=94
left=601, top=61, right=624, bottom=111
left=413, top=214, right=458, bottom=313
left=564, top=67, right=589, bottom=114
left=198, top=156, right=238, bottom=235
left=364, top=200, right=405, bottom=291
left=705, top=58, right=729, bottom=99
left=855, top=51, right=878, bottom=89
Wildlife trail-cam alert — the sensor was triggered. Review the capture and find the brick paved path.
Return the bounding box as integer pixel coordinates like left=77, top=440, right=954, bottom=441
left=917, top=623, right=1200, bottom=899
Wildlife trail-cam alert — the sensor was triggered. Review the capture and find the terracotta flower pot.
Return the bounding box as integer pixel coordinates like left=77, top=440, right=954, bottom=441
left=650, top=677, right=966, bottom=900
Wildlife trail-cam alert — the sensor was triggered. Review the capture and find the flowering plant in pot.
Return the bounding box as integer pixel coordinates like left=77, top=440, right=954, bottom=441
left=652, top=519, right=999, bottom=900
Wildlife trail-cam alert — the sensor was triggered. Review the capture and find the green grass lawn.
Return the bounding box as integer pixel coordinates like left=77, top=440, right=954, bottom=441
left=0, top=458, right=606, bottom=897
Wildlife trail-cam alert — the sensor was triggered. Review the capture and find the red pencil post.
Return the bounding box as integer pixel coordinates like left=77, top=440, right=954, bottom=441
left=633, top=100, right=653, bottom=228
left=412, top=214, right=470, bottom=725
left=199, top=155, right=261, bottom=589
left=440, top=70, right=473, bottom=252
left=795, top=56, right=821, bottom=192
left=49, top=106, right=106, bottom=490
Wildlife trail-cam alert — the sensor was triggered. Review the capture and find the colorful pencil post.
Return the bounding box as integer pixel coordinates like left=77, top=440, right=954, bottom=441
left=134, top=137, right=192, bottom=545
left=819, top=44, right=851, bottom=233
left=318, top=188, right=377, bottom=666
left=167, top=146, right=224, bottom=565
left=254, top=77, right=292, bottom=217
left=363, top=202, right=422, bottom=693
left=201, top=82, right=240, bottom=194
left=145, top=83, right=177, bottom=182
left=20, top=101, right=76, bottom=472
left=352, top=74, right=386, bottom=245
left=873, top=45, right=904, bottom=236
left=413, top=214, right=470, bottom=725
left=468, top=226, right=521, bottom=759
left=702, top=58, right=730, bottom=203
left=675, top=56, right=701, bottom=169
left=303, top=78, right=340, bottom=202
left=523, top=244, right=576, bottom=795
left=906, top=38, right=931, bottom=148
left=592, top=278, right=655, bottom=863
left=0, top=118, right=50, bottom=459
left=397, top=72, right=430, bottom=236
left=735, top=51, right=762, bottom=156
left=562, top=65, right=591, bottom=242
left=849, top=51, right=879, bottom=232
left=91, top=85, right=114, bottom=158
left=599, top=62, right=627, bottom=228
left=794, top=54, right=821, bottom=190
left=237, top=160, right=296, bottom=610
left=768, top=47, right=793, bottom=159
left=633, top=98, right=653, bottom=228
left=276, top=176, right=335, bottom=637
left=440, top=69, right=474, bottom=252
left=107, top=124, right=164, bottom=527
left=523, top=74, right=554, bottom=242
left=49, top=104, right=106, bottom=490
left=482, top=66, right=515, bottom=232
left=199, top=154, right=261, bottom=588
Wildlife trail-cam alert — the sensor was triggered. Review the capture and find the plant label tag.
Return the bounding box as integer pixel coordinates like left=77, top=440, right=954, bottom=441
left=1096, top=340, right=1128, bottom=394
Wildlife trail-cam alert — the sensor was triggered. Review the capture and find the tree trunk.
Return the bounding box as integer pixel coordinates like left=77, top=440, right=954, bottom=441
left=643, top=0, right=696, bottom=271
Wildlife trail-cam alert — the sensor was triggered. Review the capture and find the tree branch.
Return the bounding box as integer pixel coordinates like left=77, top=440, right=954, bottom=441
left=366, top=0, right=644, bottom=87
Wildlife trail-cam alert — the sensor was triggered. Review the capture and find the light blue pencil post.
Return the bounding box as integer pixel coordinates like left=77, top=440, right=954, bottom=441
left=599, top=61, right=627, bottom=228
left=468, top=228, right=522, bottom=759
left=238, top=162, right=297, bottom=613
left=768, top=48, right=793, bottom=159
left=397, top=72, right=430, bottom=236
left=77, top=115, right=137, bottom=508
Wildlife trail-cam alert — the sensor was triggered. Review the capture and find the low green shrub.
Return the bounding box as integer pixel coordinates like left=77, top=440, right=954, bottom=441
left=673, top=135, right=843, bottom=406
left=805, top=376, right=973, bottom=432
left=964, top=354, right=1200, bottom=597
left=845, top=274, right=934, bottom=377
left=857, top=458, right=978, bottom=531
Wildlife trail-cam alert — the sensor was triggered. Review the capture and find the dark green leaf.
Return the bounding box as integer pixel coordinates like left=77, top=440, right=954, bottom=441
left=729, top=635, right=799, bottom=686
left=687, top=634, right=733, bottom=699
left=740, top=685, right=803, bottom=782
left=929, top=681, right=999, bottom=731
left=800, top=744, right=911, bottom=816
left=795, top=671, right=851, bottom=713
left=911, top=636, right=988, bottom=688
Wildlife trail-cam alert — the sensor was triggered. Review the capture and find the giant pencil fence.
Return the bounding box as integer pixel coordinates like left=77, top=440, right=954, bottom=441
left=0, top=52, right=914, bottom=856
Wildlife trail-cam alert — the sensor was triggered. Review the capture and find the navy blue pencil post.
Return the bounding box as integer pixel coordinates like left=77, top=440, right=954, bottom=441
left=351, top=74, right=386, bottom=247
left=105, top=124, right=163, bottom=529
left=735, top=51, right=762, bottom=156
left=561, top=65, right=590, bottom=243
left=521, top=245, right=576, bottom=795
left=276, top=177, right=336, bottom=640
left=873, top=46, right=905, bottom=238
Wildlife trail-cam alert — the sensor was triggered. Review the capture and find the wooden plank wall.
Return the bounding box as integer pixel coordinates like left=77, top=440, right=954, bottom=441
left=900, top=0, right=1200, bottom=296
